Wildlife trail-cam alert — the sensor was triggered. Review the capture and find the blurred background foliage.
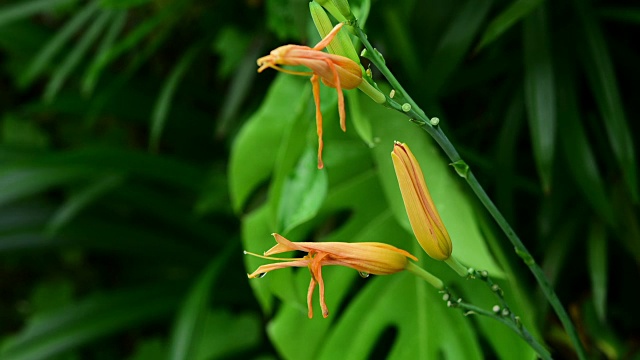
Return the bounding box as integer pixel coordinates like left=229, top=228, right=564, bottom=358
left=0, top=0, right=638, bottom=359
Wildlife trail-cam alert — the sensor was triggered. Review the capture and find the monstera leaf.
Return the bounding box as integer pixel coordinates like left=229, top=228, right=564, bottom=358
left=231, top=74, right=537, bottom=359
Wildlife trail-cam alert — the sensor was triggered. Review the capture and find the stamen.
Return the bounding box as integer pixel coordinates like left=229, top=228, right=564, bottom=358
left=243, top=250, right=306, bottom=262
left=270, top=64, right=314, bottom=77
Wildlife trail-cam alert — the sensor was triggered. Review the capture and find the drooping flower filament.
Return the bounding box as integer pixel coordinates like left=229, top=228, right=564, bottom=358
left=257, top=23, right=362, bottom=169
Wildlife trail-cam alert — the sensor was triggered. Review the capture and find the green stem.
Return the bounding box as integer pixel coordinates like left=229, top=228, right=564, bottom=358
left=452, top=297, right=553, bottom=360
left=445, top=256, right=468, bottom=277
left=354, top=22, right=586, bottom=360
left=405, top=262, right=444, bottom=290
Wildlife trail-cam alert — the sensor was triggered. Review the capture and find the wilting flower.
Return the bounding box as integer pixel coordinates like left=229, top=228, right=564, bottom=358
left=245, top=233, right=417, bottom=318
left=257, top=23, right=362, bottom=169
left=391, top=142, right=453, bottom=261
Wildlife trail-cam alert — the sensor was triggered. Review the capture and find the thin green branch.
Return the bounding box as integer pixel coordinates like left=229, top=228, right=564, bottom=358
left=444, top=289, right=553, bottom=360
left=353, top=21, right=586, bottom=360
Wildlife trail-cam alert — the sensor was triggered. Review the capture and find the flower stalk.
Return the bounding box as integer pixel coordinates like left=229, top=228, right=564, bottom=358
left=353, top=20, right=586, bottom=359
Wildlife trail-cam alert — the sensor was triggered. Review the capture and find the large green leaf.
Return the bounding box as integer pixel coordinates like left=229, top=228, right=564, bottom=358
left=239, top=78, right=536, bottom=359
left=229, top=75, right=309, bottom=213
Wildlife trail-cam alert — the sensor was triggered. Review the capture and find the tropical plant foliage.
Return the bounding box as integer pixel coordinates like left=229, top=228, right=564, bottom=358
left=0, top=0, right=638, bottom=359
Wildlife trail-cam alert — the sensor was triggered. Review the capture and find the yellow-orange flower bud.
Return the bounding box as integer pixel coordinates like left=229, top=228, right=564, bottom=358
left=391, top=141, right=453, bottom=260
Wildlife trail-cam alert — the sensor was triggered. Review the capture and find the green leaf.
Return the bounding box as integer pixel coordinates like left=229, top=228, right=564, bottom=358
left=277, top=147, right=328, bottom=234
left=149, top=44, right=201, bottom=152
left=557, top=61, right=613, bottom=225
left=19, top=0, right=100, bottom=88
left=29, top=279, right=75, bottom=314
left=168, top=254, right=228, bottom=360
left=81, top=3, right=175, bottom=94
left=100, top=0, right=151, bottom=9
left=318, top=273, right=483, bottom=360
left=423, top=0, right=493, bottom=96
left=0, top=0, right=74, bottom=28
left=573, top=0, right=638, bottom=202
left=193, top=311, right=262, bottom=360
left=1, top=114, right=50, bottom=149
left=587, top=221, right=607, bottom=323
left=523, top=5, right=556, bottom=193
left=346, top=89, right=374, bottom=147
left=43, top=8, right=113, bottom=102
left=212, top=26, right=251, bottom=78
left=599, top=7, right=640, bottom=24
left=475, top=0, right=544, bottom=51
left=45, top=174, right=124, bottom=236
left=229, top=75, right=309, bottom=213
left=0, top=166, right=94, bottom=207
left=0, top=284, right=182, bottom=360
left=265, top=0, right=307, bottom=41
left=127, top=338, right=165, bottom=360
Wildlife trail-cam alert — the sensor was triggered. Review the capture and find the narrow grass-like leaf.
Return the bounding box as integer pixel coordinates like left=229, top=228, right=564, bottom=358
left=0, top=148, right=205, bottom=200
left=494, top=90, right=525, bottom=223
left=0, top=283, right=183, bottom=360
left=82, top=3, right=175, bottom=94
left=214, top=36, right=262, bottom=138
left=149, top=45, right=201, bottom=152
left=523, top=5, right=555, bottom=193
left=423, top=0, right=492, bottom=96
left=588, top=221, right=608, bottom=323
left=0, top=0, right=74, bottom=27
left=44, top=9, right=113, bottom=102
left=100, top=0, right=152, bottom=9
left=0, top=166, right=93, bottom=207
left=19, top=0, right=100, bottom=88
left=599, top=7, right=640, bottom=24
left=475, top=0, right=543, bottom=51
left=574, top=0, right=638, bottom=202
left=94, top=9, right=127, bottom=66
left=557, top=60, right=613, bottom=225
left=168, top=251, right=230, bottom=360
left=45, top=174, right=124, bottom=236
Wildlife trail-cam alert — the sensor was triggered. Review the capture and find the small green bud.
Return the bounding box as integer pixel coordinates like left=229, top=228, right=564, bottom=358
left=429, top=117, right=440, bottom=126
left=401, top=103, right=411, bottom=112
left=389, top=89, right=395, bottom=98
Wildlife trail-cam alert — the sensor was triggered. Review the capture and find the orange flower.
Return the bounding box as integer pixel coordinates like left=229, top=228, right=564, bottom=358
left=257, top=23, right=362, bottom=169
left=245, top=233, right=417, bottom=318
left=391, top=142, right=453, bottom=261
